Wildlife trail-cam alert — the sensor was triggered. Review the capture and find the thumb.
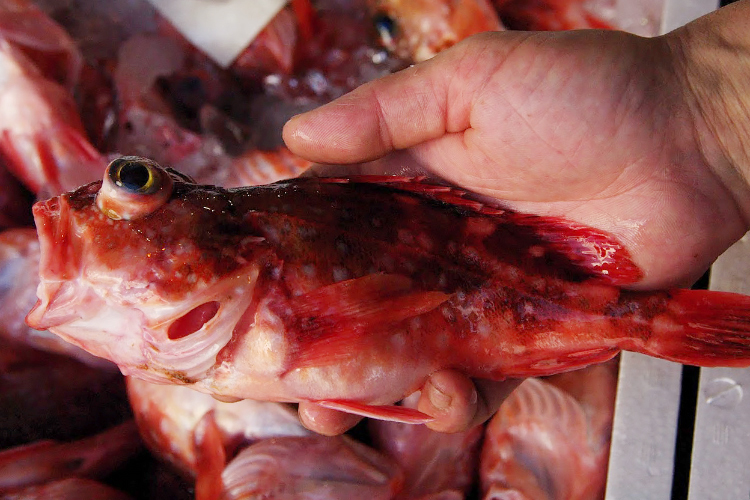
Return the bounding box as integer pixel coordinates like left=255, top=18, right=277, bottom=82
left=282, top=32, right=529, bottom=164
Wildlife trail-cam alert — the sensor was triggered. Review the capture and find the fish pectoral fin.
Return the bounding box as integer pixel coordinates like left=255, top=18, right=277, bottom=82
left=315, top=400, right=435, bottom=424
left=278, top=273, right=449, bottom=368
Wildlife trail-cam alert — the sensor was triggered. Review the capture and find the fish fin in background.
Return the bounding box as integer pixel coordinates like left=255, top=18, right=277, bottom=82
left=0, top=121, right=104, bottom=197
left=481, top=378, right=603, bottom=500
left=291, top=0, right=317, bottom=42
left=277, top=273, right=448, bottom=368
left=316, top=400, right=434, bottom=424
left=193, top=410, right=226, bottom=500
left=0, top=421, right=142, bottom=491
left=324, top=176, right=643, bottom=285
left=637, top=289, right=750, bottom=367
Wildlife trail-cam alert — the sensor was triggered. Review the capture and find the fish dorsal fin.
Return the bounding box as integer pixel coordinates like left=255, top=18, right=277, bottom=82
left=273, top=273, right=449, bottom=368
left=316, top=176, right=642, bottom=285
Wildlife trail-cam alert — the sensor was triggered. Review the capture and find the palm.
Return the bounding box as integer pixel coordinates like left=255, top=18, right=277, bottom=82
left=286, top=30, right=747, bottom=289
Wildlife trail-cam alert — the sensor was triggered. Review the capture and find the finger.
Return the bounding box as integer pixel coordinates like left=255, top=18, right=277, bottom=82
left=297, top=401, right=363, bottom=436
left=282, top=32, right=531, bottom=164
left=471, top=377, right=523, bottom=427
left=417, top=369, right=521, bottom=433
left=300, top=150, right=434, bottom=178
left=282, top=66, right=446, bottom=164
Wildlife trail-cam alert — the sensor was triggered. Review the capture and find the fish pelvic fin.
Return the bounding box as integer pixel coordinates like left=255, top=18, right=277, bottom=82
left=316, top=400, right=434, bottom=424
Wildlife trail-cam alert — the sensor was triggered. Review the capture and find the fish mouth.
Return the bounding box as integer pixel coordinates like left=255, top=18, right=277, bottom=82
left=25, top=195, right=81, bottom=330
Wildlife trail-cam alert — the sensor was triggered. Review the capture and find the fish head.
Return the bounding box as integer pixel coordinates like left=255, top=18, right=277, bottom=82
left=369, top=0, right=503, bottom=62
left=26, top=156, right=267, bottom=384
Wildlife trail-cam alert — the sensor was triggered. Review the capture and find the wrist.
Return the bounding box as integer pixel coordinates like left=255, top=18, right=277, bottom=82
left=665, top=1, right=750, bottom=225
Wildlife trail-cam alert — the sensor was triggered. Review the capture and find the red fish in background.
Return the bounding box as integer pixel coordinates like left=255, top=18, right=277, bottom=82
left=112, top=27, right=310, bottom=187
left=367, top=0, right=504, bottom=62
left=2, top=478, right=133, bottom=500
left=126, top=377, right=310, bottom=499
left=369, top=394, right=483, bottom=499
left=0, top=0, right=105, bottom=196
left=219, top=436, right=402, bottom=500
left=0, top=341, right=129, bottom=449
left=0, top=422, right=142, bottom=494
left=26, top=158, right=750, bottom=424
left=231, top=0, right=317, bottom=79
left=0, top=0, right=82, bottom=89
left=480, top=361, right=617, bottom=500
left=492, top=0, right=613, bottom=31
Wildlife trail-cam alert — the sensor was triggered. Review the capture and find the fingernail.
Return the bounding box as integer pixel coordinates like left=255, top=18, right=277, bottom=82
left=426, top=380, right=452, bottom=410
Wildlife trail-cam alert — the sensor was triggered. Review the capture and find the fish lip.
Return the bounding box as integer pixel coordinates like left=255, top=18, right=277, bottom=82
left=25, top=195, right=78, bottom=330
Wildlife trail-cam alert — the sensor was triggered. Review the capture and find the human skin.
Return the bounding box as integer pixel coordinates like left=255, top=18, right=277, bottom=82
left=282, top=1, right=750, bottom=435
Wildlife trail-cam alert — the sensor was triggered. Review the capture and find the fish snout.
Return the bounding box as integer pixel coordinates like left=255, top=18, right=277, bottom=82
left=25, top=195, right=82, bottom=330
left=32, top=194, right=80, bottom=280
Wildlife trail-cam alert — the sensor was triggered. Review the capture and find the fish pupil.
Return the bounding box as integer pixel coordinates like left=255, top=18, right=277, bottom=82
left=374, top=13, right=396, bottom=44
left=118, top=162, right=151, bottom=192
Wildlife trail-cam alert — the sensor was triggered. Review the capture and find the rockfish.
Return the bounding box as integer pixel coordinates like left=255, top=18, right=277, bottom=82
left=26, top=156, right=750, bottom=423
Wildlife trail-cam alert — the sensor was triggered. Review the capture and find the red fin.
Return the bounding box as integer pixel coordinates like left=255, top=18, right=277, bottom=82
left=291, top=0, right=316, bottom=42
left=316, top=400, right=434, bottom=424
left=501, top=212, right=642, bottom=285
left=193, top=411, right=227, bottom=500
left=640, top=289, right=750, bottom=367
left=583, top=13, right=615, bottom=30
left=506, top=347, right=620, bottom=378
left=276, top=274, right=448, bottom=368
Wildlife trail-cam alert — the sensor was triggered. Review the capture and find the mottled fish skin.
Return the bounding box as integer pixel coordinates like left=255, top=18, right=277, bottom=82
left=26, top=159, right=750, bottom=422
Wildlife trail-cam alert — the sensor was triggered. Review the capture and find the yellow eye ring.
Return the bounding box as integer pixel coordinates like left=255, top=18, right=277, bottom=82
left=96, top=156, right=174, bottom=220
left=108, top=156, right=163, bottom=195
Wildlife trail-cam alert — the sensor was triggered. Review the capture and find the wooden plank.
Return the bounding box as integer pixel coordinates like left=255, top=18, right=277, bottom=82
left=688, top=233, right=750, bottom=500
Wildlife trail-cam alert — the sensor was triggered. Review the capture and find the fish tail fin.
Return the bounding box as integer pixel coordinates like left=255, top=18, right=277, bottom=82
left=639, top=289, right=750, bottom=367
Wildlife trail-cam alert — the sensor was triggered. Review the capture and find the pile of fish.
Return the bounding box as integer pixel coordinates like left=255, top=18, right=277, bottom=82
left=0, top=0, right=714, bottom=499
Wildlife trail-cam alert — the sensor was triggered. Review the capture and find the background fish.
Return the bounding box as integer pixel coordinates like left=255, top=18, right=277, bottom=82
left=219, top=435, right=402, bottom=500
left=368, top=0, right=504, bottom=62
left=480, top=361, right=617, bottom=500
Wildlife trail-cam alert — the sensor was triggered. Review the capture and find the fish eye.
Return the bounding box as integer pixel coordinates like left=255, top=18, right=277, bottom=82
left=373, top=12, right=397, bottom=47
left=96, top=156, right=174, bottom=220
left=109, top=157, right=163, bottom=195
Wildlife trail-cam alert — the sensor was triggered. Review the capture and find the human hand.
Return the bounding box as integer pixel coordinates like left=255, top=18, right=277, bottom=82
left=283, top=4, right=750, bottom=435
